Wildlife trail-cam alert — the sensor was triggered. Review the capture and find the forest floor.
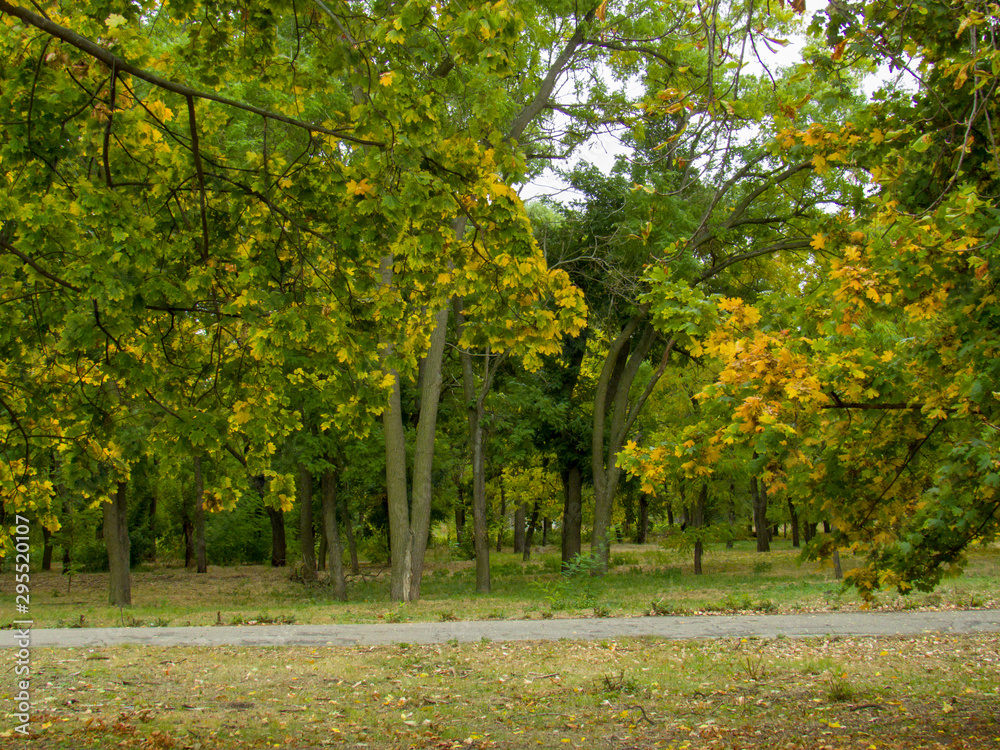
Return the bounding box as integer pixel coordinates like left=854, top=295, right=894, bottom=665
left=6, top=631, right=999, bottom=749
left=4, top=542, right=999, bottom=748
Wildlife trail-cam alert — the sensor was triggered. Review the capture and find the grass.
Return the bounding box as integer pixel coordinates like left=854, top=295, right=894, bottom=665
left=9, top=539, right=1000, bottom=630
left=6, top=540, right=1000, bottom=748
left=11, top=633, right=1000, bottom=748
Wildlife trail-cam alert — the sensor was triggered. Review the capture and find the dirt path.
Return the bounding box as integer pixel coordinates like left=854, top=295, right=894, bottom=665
left=4, top=608, right=1000, bottom=648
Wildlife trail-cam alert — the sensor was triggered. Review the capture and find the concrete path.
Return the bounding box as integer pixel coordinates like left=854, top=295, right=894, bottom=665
left=3, top=609, right=999, bottom=648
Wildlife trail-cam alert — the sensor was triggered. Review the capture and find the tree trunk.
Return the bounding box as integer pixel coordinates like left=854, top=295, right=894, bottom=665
left=181, top=473, right=194, bottom=568
left=58, top=482, right=72, bottom=573
left=592, top=321, right=660, bottom=571
left=454, top=298, right=503, bottom=594
left=322, top=467, right=347, bottom=600
left=454, top=491, right=465, bottom=547
left=542, top=517, right=550, bottom=547
left=266, top=506, right=286, bottom=567
left=561, top=463, right=583, bottom=567
left=465, top=372, right=491, bottom=592
left=297, top=464, right=317, bottom=582
left=341, top=490, right=359, bottom=575
left=751, top=475, right=770, bottom=552
left=523, top=502, right=540, bottom=561
left=318, top=525, right=327, bottom=572
left=592, top=323, right=676, bottom=572
left=788, top=499, right=800, bottom=548
left=104, top=481, right=131, bottom=606
left=833, top=548, right=843, bottom=580
left=667, top=504, right=674, bottom=527
left=42, top=527, right=53, bottom=571
left=194, top=455, right=208, bottom=574
left=514, top=502, right=526, bottom=554
left=383, top=291, right=449, bottom=602
left=692, top=482, right=707, bottom=575
left=726, top=481, right=737, bottom=549
left=496, top=478, right=507, bottom=553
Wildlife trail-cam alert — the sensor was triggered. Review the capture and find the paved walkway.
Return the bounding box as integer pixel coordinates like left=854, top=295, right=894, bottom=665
left=3, top=609, right=1000, bottom=648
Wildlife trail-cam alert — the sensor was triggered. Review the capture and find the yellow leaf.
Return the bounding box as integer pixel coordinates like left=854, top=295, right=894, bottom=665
left=147, top=100, right=174, bottom=123
left=811, top=233, right=826, bottom=250
left=379, top=71, right=396, bottom=87
left=346, top=178, right=374, bottom=197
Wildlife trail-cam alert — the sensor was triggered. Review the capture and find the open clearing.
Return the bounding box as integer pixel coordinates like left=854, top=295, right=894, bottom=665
left=8, top=542, right=1000, bottom=630
left=9, top=633, right=1000, bottom=749
left=5, top=542, right=999, bottom=747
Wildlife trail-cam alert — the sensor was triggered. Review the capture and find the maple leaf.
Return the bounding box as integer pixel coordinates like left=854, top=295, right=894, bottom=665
left=346, top=178, right=374, bottom=197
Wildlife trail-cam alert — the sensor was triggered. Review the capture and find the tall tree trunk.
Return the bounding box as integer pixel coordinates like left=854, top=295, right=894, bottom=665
left=58, top=479, right=72, bottom=573
left=592, top=321, right=675, bottom=571
left=297, top=464, right=317, bottom=582
left=454, top=489, right=465, bottom=547
left=514, top=502, right=527, bottom=554
left=104, top=481, right=131, bottom=606
left=623, top=492, right=635, bottom=542
left=382, top=279, right=450, bottom=602
left=322, top=467, right=347, bottom=600
left=692, top=482, right=707, bottom=575
left=496, top=477, right=507, bottom=553
left=542, top=517, right=550, bottom=547
left=42, top=527, right=53, bottom=571
left=832, top=548, right=843, bottom=580
left=182, top=482, right=195, bottom=568
left=318, top=524, right=327, bottom=572
left=726, top=480, right=737, bottom=549
left=561, top=463, right=583, bottom=567
left=469, top=391, right=490, bottom=592
left=751, top=475, right=770, bottom=553
left=341, top=490, right=359, bottom=575
left=266, top=506, right=286, bottom=567
left=194, top=455, right=207, bottom=574
left=455, top=299, right=503, bottom=594
left=788, top=499, right=800, bottom=548
left=523, top=501, right=540, bottom=561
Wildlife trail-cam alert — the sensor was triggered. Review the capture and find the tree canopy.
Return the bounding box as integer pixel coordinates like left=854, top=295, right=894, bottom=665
left=2, top=0, right=998, bottom=601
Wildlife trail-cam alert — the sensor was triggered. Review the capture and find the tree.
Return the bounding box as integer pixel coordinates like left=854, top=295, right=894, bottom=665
left=0, top=0, right=584, bottom=605
left=675, top=0, right=1000, bottom=594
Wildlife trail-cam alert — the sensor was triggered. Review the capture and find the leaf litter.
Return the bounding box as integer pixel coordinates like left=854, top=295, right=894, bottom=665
left=10, top=633, right=999, bottom=749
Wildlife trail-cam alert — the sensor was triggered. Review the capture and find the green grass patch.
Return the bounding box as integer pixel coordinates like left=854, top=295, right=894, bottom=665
left=8, top=540, right=1000, bottom=630
left=13, top=633, right=1000, bottom=749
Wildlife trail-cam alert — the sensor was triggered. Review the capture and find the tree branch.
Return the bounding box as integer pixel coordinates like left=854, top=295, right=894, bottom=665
left=186, top=95, right=210, bottom=263
left=0, top=1, right=385, bottom=147
left=507, top=7, right=598, bottom=141
left=0, top=236, right=83, bottom=292
left=696, top=237, right=812, bottom=283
